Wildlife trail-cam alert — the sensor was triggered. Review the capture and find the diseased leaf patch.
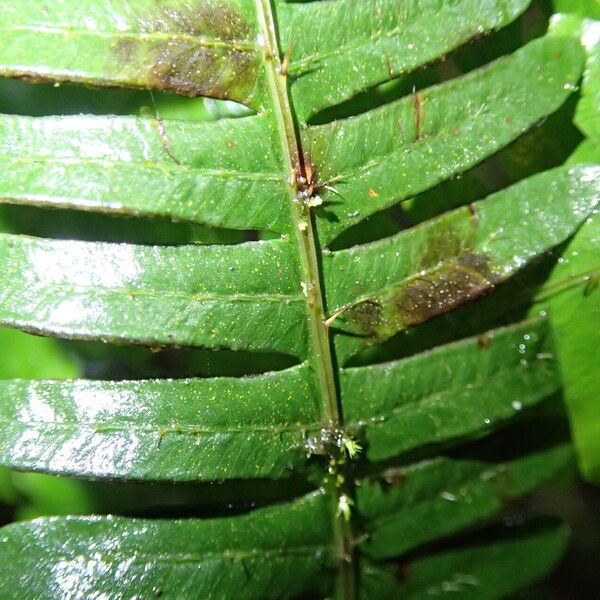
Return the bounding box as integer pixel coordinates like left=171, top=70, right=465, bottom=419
left=111, top=0, right=261, bottom=101
left=0, top=1, right=596, bottom=597
left=341, top=252, right=495, bottom=341
left=0, top=0, right=263, bottom=105
left=326, top=165, right=599, bottom=361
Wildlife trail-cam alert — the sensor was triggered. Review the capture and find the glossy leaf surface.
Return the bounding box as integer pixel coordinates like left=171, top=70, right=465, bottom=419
left=0, top=113, right=289, bottom=231
left=543, top=9, right=600, bottom=482
left=0, top=235, right=307, bottom=355
left=533, top=212, right=600, bottom=481
left=342, top=320, right=559, bottom=461
left=362, top=519, right=569, bottom=600
left=0, top=365, right=318, bottom=480
left=357, top=439, right=571, bottom=558
left=0, top=0, right=265, bottom=106
left=279, top=0, right=530, bottom=120
left=308, top=36, right=584, bottom=243
left=0, top=491, right=335, bottom=599
left=328, top=165, right=599, bottom=360
left=0, top=1, right=596, bottom=598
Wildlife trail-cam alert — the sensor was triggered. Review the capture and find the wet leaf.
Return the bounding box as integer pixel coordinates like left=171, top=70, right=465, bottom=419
left=0, top=0, right=265, bottom=106
left=0, top=491, right=335, bottom=599
left=279, top=0, right=531, bottom=120
left=342, top=320, right=560, bottom=461
left=364, top=519, right=569, bottom=600
left=532, top=212, right=600, bottom=481
left=327, top=165, right=599, bottom=360
left=0, top=1, right=595, bottom=597
left=0, top=364, right=319, bottom=481
left=357, top=437, right=571, bottom=558
left=308, top=36, right=584, bottom=243
left=0, top=235, right=307, bottom=356
left=0, top=113, right=289, bottom=231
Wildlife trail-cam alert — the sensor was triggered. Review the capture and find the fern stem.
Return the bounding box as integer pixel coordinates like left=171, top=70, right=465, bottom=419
left=255, top=2, right=356, bottom=598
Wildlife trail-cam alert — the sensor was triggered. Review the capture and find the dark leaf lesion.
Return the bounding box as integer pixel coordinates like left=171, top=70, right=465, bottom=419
left=333, top=209, right=494, bottom=343
left=338, top=251, right=495, bottom=343
left=111, top=0, right=261, bottom=102
left=137, top=0, right=253, bottom=41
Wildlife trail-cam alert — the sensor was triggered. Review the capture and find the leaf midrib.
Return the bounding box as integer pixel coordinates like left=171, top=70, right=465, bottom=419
left=255, top=1, right=354, bottom=597
left=3, top=420, right=317, bottom=435
left=9, top=544, right=328, bottom=564
left=17, top=282, right=302, bottom=304
left=1, top=25, right=256, bottom=52
left=6, top=156, right=282, bottom=181
left=286, top=1, right=468, bottom=74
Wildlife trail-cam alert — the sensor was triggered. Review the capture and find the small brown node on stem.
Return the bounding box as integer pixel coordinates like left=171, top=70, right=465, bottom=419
left=468, top=203, right=479, bottom=221
left=279, top=43, right=294, bottom=77
left=477, top=333, right=492, bottom=348
left=294, top=148, right=341, bottom=209
left=154, top=113, right=182, bottom=165
left=412, top=87, right=425, bottom=141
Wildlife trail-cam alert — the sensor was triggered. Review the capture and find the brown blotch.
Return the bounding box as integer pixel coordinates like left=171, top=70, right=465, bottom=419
left=344, top=300, right=384, bottom=338
left=477, top=333, right=492, bottom=348
left=394, top=254, right=494, bottom=327
left=584, top=275, right=599, bottom=296
left=142, top=0, right=251, bottom=41
left=383, top=469, right=407, bottom=487
left=341, top=253, right=495, bottom=340
left=457, top=252, right=491, bottom=274
left=113, top=37, right=141, bottom=64
left=112, top=0, right=259, bottom=100
left=412, top=89, right=425, bottom=141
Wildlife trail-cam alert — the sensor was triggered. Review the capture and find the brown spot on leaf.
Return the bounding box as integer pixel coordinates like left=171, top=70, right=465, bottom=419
left=344, top=300, right=384, bottom=338
left=412, top=89, right=425, bottom=141
left=368, top=188, right=379, bottom=198
left=394, top=255, right=494, bottom=327
left=141, top=0, right=251, bottom=41
left=340, top=253, right=495, bottom=341
left=113, top=37, right=140, bottom=64
left=383, top=469, right=407, bottom=487
left=584, top=275, right=599, bottom=296
left=477, top=333, right=492, bottom=348
left=468, top=203, right=478, bottom=221
left=112, top=0, right=259, bottom=101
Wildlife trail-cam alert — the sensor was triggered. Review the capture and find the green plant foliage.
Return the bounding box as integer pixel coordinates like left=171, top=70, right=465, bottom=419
left=545, top=3, right=600, bottom=482
left=0, top=492, right=335, bottom=599
left=0, top=0, right=597, bottom=598
left=362, top=518, right=569, bottom=600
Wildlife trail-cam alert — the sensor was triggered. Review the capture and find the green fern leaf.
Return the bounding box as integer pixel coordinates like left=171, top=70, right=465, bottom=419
left=0, top=1, right=597, bottom=598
